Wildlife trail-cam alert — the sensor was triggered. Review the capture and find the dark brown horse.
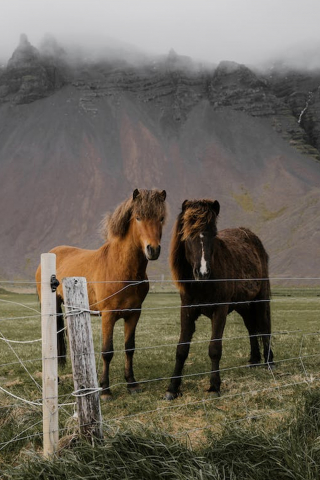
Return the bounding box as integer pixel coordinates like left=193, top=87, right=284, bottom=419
left=165, top=199, right=273, bottom=400
left=36, top=189, right=167, bottom=400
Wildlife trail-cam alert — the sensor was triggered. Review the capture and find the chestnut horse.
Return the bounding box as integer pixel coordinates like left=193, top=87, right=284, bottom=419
left=36, top=188, right=167, bottom=400
left=165, top=199, right=273, bottom=400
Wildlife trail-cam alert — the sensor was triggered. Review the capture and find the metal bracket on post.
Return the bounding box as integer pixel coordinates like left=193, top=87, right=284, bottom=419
left=50, top=275, right=60, bottom=292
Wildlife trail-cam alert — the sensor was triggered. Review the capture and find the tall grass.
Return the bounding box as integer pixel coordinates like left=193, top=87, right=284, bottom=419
left=0, top=287, right=320, bottom=476
left=2, top=389, right=320, bottom=479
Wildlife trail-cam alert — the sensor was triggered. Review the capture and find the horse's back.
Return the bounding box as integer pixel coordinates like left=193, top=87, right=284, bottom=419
left=35, top=245, right=98, bottom=299
left=218, top=227, right=268, bottom=264
left=216, top=227, right=269, bottom=298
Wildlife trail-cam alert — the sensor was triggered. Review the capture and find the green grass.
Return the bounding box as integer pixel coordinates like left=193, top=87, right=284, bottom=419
left=2, top=390, right=320, bottom=479
left=0, top=287, right=320, bottom=475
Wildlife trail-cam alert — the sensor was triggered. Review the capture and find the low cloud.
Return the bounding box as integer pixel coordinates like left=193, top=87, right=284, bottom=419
left=1, top=0, right=320, bottom=69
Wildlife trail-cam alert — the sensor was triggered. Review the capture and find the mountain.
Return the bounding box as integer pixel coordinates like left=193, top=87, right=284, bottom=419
left=0, top=36, right=320, bottom=283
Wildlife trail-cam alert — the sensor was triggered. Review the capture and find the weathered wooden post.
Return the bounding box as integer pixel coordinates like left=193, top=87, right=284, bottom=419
left=62, top=277, right=103, bottom=441
left=41, top=253, right=59, bottom=456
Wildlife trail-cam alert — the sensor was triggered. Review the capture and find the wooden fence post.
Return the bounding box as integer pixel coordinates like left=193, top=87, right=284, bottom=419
left=62, top=277, right=103, bottom=441
left=41, top=253, right=59, bottom=456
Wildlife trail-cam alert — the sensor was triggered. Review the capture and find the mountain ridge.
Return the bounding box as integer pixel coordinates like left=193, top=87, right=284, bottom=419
left=0, top=36, right=319, bottom=282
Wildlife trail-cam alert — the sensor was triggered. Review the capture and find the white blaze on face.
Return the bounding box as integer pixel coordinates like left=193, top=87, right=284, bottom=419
left=199, top=233, right=208, bottom=276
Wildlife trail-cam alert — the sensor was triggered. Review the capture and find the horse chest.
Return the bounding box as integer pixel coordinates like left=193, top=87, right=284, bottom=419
left=120, top=287, right=147, bottom=309
left=186, top=283, right=228, bottom=301
left=182, top=283, right=232, bottom=316
left=95, top=281, right=149, bottom=313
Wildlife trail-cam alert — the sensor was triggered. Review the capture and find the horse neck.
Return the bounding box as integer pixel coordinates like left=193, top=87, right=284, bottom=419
left=101, top=233, right=148, bottom=280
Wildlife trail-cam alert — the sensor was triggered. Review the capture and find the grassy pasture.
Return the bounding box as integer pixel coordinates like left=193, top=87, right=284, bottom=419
left=0, top=286, right=320, bottom=473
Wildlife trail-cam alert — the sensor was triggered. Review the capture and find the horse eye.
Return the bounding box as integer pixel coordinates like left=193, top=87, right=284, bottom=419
left=136, top=217, right=141, bottom=221
left=160, top=217, right=164, bottom=222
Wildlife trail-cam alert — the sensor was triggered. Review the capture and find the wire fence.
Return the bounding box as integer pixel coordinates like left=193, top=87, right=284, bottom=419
left=0, top=276, right=320, bottom=453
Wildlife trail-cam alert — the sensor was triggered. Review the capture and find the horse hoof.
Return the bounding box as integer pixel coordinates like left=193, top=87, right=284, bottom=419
left=100, top=390, right=113, bottom=402
left=164, top=391, right=181, bottom=401
left=208, top=390, right=220, bottom=398
left=266, top=362, right=275, bottom=371
left=248, top=362, right=260, bottom=368
left=128, top=386, right=143, bottom=395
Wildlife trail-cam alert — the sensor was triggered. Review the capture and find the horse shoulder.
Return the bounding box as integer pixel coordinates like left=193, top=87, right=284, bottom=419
left=50, top=245, right=87, bottom=259
left=215, top=228, right=268, bottom=284
left=216, top=228, right=261, bottom=255
left=50, top=246, right=99, bottom=295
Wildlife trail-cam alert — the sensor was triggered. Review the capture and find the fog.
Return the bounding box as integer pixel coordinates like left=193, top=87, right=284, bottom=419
left=1, top=0, right=320, bottom=68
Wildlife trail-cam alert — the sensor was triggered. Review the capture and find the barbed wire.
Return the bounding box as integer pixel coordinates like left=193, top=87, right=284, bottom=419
left=1, top=275, right=320, bottom=287
left=0, top=297, right=40, bottom=314
left=0, top=332, right=42, bottom=344
left=1, top=296, right=319, bottom=322
left=0, top=384, right=42, bottom=407
left=0, top=376, right=317, bottom=451
left=1, top=335, right=319, bottom=410
left=0, top=279, right=319, bottom=453
left=0, top=326, right=318, bottom=371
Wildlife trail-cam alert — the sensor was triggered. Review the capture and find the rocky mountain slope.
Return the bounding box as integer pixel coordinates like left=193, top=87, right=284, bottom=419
left=0, top=36, right=320, bottom=282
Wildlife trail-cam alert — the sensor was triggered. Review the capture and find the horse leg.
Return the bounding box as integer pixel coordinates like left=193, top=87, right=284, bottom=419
left=208, top=306, right=228, bottom=396
left=254, top=299, right=274, bottom=367
left=124, top=312, right=141, bottom=394
left=56, top=295, right=67, bottom=367
left=239, top=306, right=262, bottom=366
left=165, top=307, right=198, bottom=400
left=100, top=313, right=117, bottom=401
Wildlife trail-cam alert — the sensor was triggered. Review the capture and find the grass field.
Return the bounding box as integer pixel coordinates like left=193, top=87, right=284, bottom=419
left=0, top=285, right=320, bottom=476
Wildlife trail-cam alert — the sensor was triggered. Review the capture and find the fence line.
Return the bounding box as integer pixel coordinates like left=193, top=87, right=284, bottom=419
left=99, top=377, right=317, bottom=425
left=1, top=376, right=318, bottom=451
left=1, top=276, right=320, bottom=285
left=1, top=327, right=320, bottom=370
left=0, top=325, right=42, bottom=392
left=1, top=284, right=318, bottom=323
left=0, top=297, right=41, bottom=314
left=1, top=329, right=319, bottom=405
left=0, top=277, right=320, bottom=453
left=0, top=377, right=318, bottom=447
left=2, top=294, right=319, bottom=323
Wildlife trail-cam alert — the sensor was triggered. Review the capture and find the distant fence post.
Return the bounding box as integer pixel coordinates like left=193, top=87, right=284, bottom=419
left=41, top=253, right=59, bottom=457
left=62, top=277, right=103, bottom=441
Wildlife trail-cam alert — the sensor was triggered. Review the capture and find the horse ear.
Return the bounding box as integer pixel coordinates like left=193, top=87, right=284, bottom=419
left=212, top=200, right=220, bottom=216
left=133, top=189, right=140, bottom=200
left=159, top=190, right=166, bottom=201
left=182, top=200, right=189, bottom=211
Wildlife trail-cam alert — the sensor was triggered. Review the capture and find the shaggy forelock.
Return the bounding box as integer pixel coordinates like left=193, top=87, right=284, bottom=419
left=180, top=201, right=218, bottom=240
left=100, top=189, right=167, bottom=240
left=132, top=190, right=166, bottom=220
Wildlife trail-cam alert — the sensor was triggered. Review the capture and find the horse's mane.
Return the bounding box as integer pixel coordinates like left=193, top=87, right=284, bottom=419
left=170, top=199, right=220, bottom=287
left=180, top=200, right=219, bottom=240
left=100, top=189, right=167, bottom=240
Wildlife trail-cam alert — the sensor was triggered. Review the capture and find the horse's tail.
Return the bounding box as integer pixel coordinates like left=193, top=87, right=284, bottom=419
left=252, top=239, right=273, bottom=364
left=56, top=295, right=67, bottom=367
left=257, top=272, right=273, bottom=364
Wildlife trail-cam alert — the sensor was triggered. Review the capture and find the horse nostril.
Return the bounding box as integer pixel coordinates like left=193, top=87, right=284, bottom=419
left=146, top=245, right=161, bottom=260
left=194, top=267, right=200, bottom=279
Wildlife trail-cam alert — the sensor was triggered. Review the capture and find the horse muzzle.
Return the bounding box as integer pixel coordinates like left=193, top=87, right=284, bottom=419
left=193, top=267, right=211, bottom=281
left=146, top=244, right=161, bottom=260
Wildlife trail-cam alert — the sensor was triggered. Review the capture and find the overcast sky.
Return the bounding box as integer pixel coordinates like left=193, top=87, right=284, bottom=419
left=1, top=0, right=320, bottom=67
